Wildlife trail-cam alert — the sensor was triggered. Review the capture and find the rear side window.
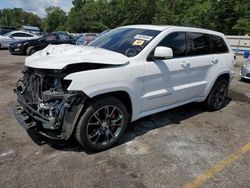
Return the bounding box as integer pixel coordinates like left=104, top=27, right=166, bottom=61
left=187, top=33, right=211, bottom=56
left=210, top=35, right=229, bottom=54
left=158, top=32, right=187, bottom=58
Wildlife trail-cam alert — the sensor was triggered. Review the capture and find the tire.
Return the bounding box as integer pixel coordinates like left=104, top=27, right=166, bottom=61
left=75, top=96, right=128, bottom=151
left=241, top=77, right=250, bottom=82
left=26, top=46, right=36, bottom=55
left=205, top=78, right=229, bottom=111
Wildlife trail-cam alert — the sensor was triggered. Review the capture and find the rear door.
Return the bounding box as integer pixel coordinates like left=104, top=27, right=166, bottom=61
left=184, top=32, right=214, bottom=98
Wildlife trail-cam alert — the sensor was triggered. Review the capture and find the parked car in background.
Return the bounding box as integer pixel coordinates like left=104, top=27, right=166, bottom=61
left=13, top=25, right=235, bottom=151
left=0, top=26, right=16, bottom=35
left=84, top=33, right=98, bottom=43
left=75, top=33, right=98, bottom=45
left=240, top=59, right=250, bottom=81
left=75, top=34, right=88, bottom=45
left=9, top=32, right=77, bottom=55
left=0, top=31, right=39, bottom=48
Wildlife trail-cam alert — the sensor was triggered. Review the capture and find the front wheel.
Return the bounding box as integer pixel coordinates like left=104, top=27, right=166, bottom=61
left=26, top=46, right=36, bottom=55
left=205, top=78, right=229, bottom=111
left=75, top=96, right=128, bottom=151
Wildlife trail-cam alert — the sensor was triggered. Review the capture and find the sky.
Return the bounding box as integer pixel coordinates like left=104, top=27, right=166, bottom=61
left=0, top=0, right=73, bottom=18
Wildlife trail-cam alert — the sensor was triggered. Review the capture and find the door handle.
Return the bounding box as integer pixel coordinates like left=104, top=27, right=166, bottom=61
left=181, top=61, right=190, bottom=68
left=211, top=58, right=218, bottom=64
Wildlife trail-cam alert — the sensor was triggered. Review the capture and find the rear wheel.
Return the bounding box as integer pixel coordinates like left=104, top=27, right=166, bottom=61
left=75, top=96, right=128, bottom=151
left=205, top=78, right=229, bottom=111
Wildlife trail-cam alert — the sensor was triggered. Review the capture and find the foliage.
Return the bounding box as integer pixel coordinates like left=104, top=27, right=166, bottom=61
left=43, top=6, right=67, bottom=32
left=65, top=0, right=250, bottom=34
left=0, top=8, right=42, bottom=29
left=66, top=0, right=109, bottom=32
left=1, top=0, right=250, bottom=34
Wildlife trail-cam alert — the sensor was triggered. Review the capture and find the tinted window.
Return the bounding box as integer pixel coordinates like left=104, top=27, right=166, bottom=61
left=187, top=33, right=211, bottom=56
left=9, top=33, right=19, bottom=37
left=211, top=35, right=228, bottom=53
left=158, top=32, right=187, bottom=58
left=11, top=33, right=33, bottom=37
left=22, top=33, right=33, bottom=37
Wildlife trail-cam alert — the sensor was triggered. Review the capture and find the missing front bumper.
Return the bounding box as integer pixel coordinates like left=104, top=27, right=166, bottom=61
left=13, top=90, right=87, bottom=140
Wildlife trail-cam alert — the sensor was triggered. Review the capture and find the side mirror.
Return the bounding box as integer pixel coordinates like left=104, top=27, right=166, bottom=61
left=154, top=46, right=173, bottom=59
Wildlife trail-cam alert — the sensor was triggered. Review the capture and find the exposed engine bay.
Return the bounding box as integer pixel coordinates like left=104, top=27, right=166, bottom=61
left=14, top=67, right=86, bottom=139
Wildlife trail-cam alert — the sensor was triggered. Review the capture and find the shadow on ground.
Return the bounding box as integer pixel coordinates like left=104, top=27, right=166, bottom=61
left=23, top=95, right=236, bottom=154
left=239, top=78, right=250, bottom=84
left=228, top=88, right=250, bottom=104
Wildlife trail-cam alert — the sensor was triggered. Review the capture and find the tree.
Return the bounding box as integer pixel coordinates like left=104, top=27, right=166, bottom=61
left=66, top=0, right=109, bottom=32
left=0, top=8, right=42, bottom=29
left=233, top=18, right=250, bottom=34
left=44, top=6, right=67, bottom=32
left=3, top=0, right=249, bottom=35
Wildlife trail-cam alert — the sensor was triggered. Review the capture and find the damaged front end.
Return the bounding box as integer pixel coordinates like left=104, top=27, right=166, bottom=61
left=13, top=67, right=87, bottom=140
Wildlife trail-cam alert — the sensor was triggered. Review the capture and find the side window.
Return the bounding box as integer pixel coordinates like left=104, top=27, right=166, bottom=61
left=10, top=33, right=32, bottom=37
left=158, top=32, right=187, bottom=58
left=187, top=33, right=211, bottom=56
left=211, top=35, right=229, bottom=54
left=9, top=33, right=19, bottom=37
left=22, top=33, right=33, bottom=37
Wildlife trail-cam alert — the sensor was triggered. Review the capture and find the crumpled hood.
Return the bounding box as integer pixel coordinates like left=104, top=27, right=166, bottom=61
left=25, top=44, right=129, bottom=69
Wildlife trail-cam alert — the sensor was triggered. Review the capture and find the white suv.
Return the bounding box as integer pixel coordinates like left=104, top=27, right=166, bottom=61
left=14, top=25, right=235, bottom=151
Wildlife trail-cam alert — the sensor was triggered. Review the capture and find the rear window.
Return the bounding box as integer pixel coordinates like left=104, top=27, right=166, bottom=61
left=210, top=35, right=229, bottom=54
left=187, top=33, right=211, bottom=56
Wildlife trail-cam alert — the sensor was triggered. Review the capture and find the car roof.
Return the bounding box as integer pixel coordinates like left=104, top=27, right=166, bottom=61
left=121, top=25, right=224, bottom=36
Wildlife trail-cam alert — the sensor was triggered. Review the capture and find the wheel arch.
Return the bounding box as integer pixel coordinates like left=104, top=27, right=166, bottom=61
left=205, top=72, right=231, bottom=99
left=67, top=90, right=133, bottom=141
left=217, top=73, right=230, bottom=83
left=88, top=90, right=133, bottom=121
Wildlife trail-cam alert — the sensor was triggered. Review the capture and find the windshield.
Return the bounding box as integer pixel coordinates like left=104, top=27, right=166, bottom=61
left=89, top=28, right=161, bottom=57
left=3, top=32, right=12, bottom=37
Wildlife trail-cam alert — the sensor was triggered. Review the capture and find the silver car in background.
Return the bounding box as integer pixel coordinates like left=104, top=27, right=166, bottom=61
left=240, top=60, right=250, bottom=81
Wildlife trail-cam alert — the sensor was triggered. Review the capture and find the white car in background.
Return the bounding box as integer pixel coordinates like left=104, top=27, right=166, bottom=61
left=0, top=31, right=39, bottom=48
left=14, top=25, right=235, bottom=151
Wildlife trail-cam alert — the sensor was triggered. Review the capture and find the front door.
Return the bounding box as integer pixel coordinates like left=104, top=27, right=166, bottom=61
left=142, top=32, right=192, bottom=111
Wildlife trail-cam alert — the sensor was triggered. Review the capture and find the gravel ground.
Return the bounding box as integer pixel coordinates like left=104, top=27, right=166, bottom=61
left=0, top=49, right=249, bottom=188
